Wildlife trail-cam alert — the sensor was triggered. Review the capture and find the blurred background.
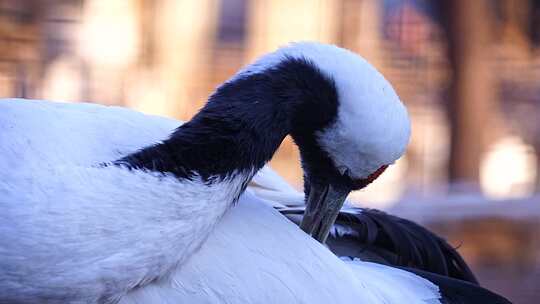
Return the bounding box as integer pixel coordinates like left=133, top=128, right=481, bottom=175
left=0, top=0, right=539, bottom=302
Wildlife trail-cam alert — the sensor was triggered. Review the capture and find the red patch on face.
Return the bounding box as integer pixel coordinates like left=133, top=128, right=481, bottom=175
left=351, top=165, right=388, bottom=190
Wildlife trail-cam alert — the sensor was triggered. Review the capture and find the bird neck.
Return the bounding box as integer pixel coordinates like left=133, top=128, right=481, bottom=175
left=117, top=58, right=338, bottom=183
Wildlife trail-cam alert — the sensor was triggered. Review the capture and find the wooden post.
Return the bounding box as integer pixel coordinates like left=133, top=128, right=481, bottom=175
left=442, top=0, right=497, bottom=188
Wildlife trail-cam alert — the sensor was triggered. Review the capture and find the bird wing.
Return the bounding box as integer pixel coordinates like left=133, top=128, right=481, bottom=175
left=252, top=172, right=513, bottom=303
left=249, top=170, right=477, bottom=284
left=0, top=98, right=180, bottom=169
left=278, top=205, right=478, bottom=284
left=343, top=258, right=441, bottom=304
left=120, top=190, right=441, bottom=304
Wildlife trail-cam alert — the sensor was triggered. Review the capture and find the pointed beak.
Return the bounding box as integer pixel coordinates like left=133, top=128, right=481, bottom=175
left=299, top=165, right=389, bottom=244
left=299, top=182, right=351, bottom=243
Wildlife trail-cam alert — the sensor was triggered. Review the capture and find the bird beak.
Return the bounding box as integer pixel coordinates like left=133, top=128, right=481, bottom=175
left=299, top=182, right=351, bottom=244
left=299, top=165, right=389, bottom=243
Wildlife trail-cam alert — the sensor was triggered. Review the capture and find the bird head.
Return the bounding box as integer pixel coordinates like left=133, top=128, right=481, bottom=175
left=237, top=42, right=410, bottom=243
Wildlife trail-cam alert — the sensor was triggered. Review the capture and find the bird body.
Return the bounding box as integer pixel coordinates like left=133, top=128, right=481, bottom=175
left=1, top=98, right=440, bottom=303
left=1, top=165, right=242, bottom=302
left=119, top=190, right=439, bottom=304
left=0, top=42, right=510, bottom=303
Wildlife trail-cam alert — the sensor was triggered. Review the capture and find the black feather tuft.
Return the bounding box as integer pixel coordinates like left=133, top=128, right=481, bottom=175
left=278, top=207, right=478, bottom=284
left=402, top=268, right=512, bottom=304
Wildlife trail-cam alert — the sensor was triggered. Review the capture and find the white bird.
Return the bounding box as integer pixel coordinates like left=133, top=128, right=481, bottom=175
left=0, top=42, right=510, bottom=304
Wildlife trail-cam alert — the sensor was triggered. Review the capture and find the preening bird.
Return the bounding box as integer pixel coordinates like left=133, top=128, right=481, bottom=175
left=0, top=42, right=510, bottom=303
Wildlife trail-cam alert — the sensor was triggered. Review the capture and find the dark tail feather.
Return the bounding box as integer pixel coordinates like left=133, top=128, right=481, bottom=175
left=278, top=207, right=478, bottom=284
left=401, top=268, right=512, bottom=304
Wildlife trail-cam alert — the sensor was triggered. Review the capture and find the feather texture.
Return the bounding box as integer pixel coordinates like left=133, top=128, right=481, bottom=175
left=278, top=206, right=477, bottom=284
left=1, top=99, right=441, bottom=303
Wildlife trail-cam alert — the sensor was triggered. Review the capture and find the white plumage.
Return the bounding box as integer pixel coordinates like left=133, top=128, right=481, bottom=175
left=0, top=98, right=440, bottom=303
left=1, top=99, right=250, bottom=302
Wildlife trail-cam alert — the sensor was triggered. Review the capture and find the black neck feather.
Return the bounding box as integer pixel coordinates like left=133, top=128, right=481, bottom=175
left=115, top=57, right=339, bottom=181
